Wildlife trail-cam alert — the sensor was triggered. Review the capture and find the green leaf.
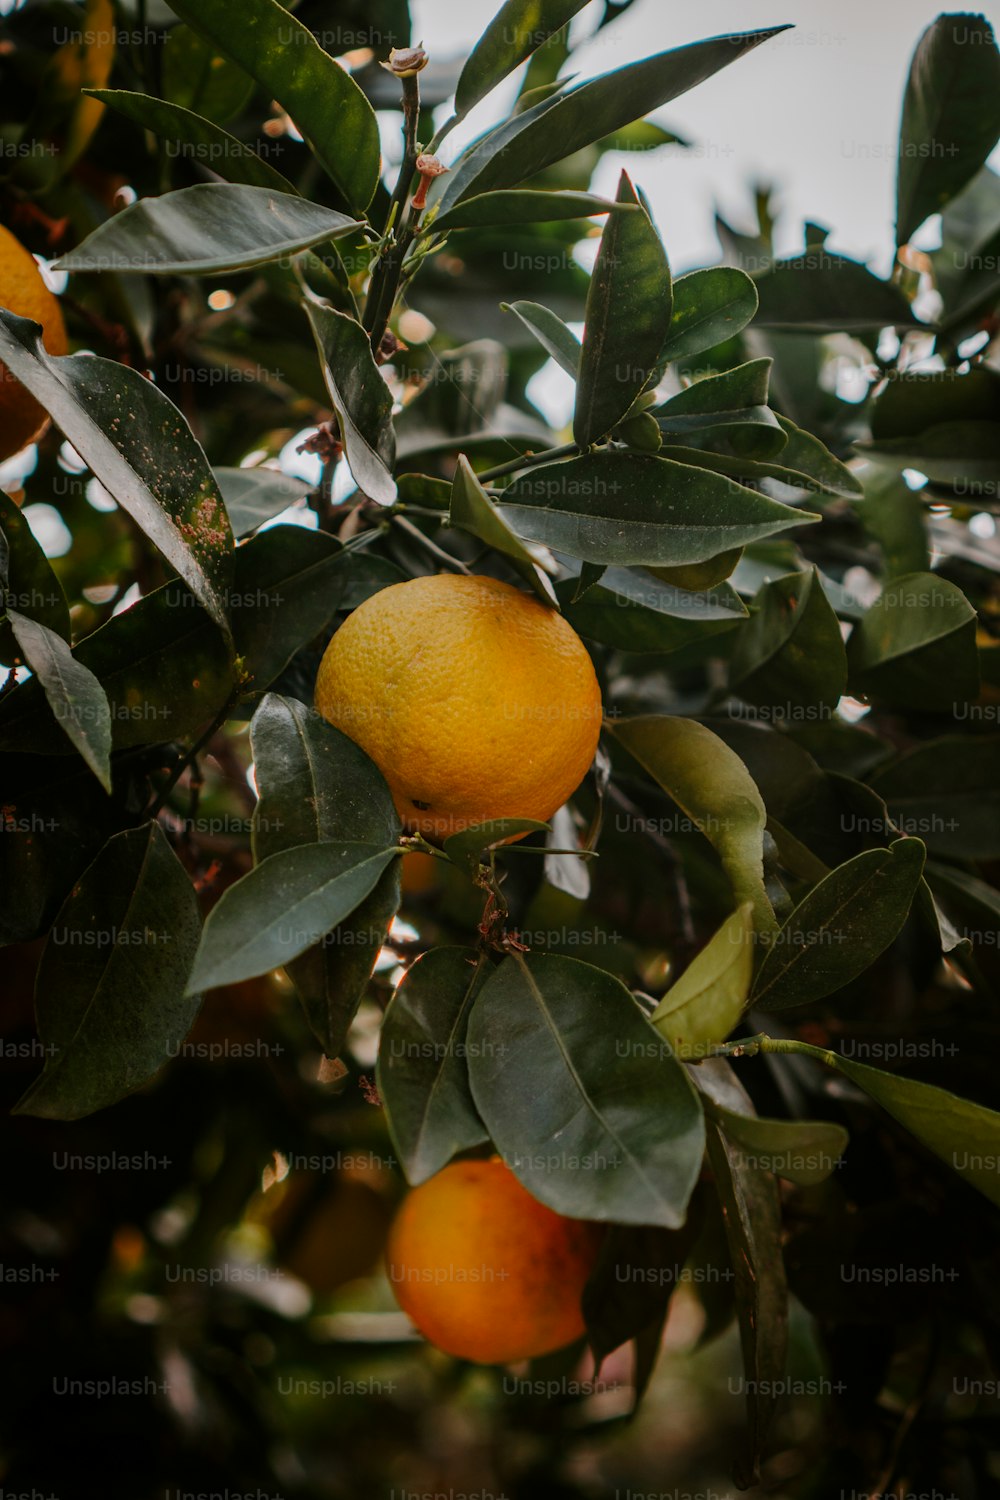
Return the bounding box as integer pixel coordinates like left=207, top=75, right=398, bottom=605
left=6, top=611, right=112, bottom=793
left=611, top=716, right=777, bottom=934
left=250, top=694, right=402, bottom=1055
left=443, top=818, right=551, bottom=871
left=162, top=0, right=381, bottom=209
left=857, top=465, right=930, bottom=577
left=858, top=419, right=1000, bottom=493
left=869, top=367, right=1000, bottom=441
left=497, top=453, right=819, bottom=567
left=160, top=22, right=254, bottom=125
left=558, top=565, right=745, bottom=654
left=466, top=952, right=705, bottom=1227
left=847, top=572, right=979, bottom=711
left=0, top=489, right=69, bottom=665
left=304, top=301, right=396, bottom=505
left=0, top=312, right=233, bottom=636
left=896, top=13, right=1000, bottom=245
left=231, top=526, right=347, bottom=690
left=582, top=1211, right=704, bottom=1367
left=502, top=299, right=581, bottom=379
left=89, top=91, right=294, bottom=192
left=824, top=1052, right=1000, bottom=1209
left=651, top=904, right=753, bottom=1058
left=56, top=184, right=363, bottom=276
left=752, top=837, right=927, bottom=1011
left=13, top=824, right=202, bottom=1121
left=771, top=415, right=864, bottom=498
left=656, top=358, right=771, bottom=418
left=711, top=1106, right=848, bottom=1187
left=377, top=947, right=490, bottom=1183
left=870, top=737, right=1000, bottom=860
left=450, top=456, right=556, bottom=603
left=0, top=584, right=234, bottom=756
left=658, top=406, right=787, bottom=462
left=753, top=253, right=924, bottom=332
left=574, top=171, right=672, bottom=445
left=700, top=1063, right=787, bottom=1488
left=455, top=0, right=591, bottom=117
left=657, top=266, right=759, bottom=366
left=187, top=841, right=399, bottom=993
left=729, top=567, right=848, bottom=713
left=215, top=466, right=312, bottom=536
left=440, top=27, right=790, bottom=207
left=433, top=190, right=624, bottom=232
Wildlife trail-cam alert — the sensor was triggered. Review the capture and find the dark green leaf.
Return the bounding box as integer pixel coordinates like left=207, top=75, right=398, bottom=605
left=162, top=0, right=381, bottom=208
left=231, top=526, right=347, bottom=690
left=250, top=694, right=402, bottom=1054
left=870, top=367, right=1000, bottom=441
left=857, top=464, right=930, bottom=576
left=304, top=301, right=396, bottom=505
left=215, top=466, right=312, bottom=536
left=656, top=358, right=771, bottom=418
left=433, top=190, right=623, bottom=232
left=455, top=0, right=591, bottom=117
left=467, top=952, right=705, bottom=1227
left=0, top=312, right=233, bottom=635
left=498, top=453, right=819, bottom=567
left=377, top=947, right=490, bottom=1183
left=847, top=572, right=979, bottom=711
left=657, top=266, right=759, bottom=366
left=582, top=1212, right=703, bottom=1367
left=870, top=737, right=1000, bottom=860
left=574, top=171, right=672, bottom=445
left=0, top=489, right=69, bottom=665
left=857, top=419, right=1000, bottom=494
left=701, top=1065, right=787, bottom=1487
left=502, top=299, right=581, bottom=379
left=6, top=611, right=112, bottom=793
left=896, top=13, right=1000, bottom=244
left=611, top=716, right=777, bottom=934
left=440, top=28, right=790, bottom=206
left=187, top=841, right=399, bottom=993
left=450, top=456, right=556, bottom=603
left=57, top=185, right=363, bottom=276
left=161, top=22, right=254, bottom=124
left=443, top=818, right=551, bottom=871
left=824, top=1052, right=1000, bottom=1209
left=558, top=565, right=744, bottom=654
left=752, top=837, right=927, bottom=1011
left=708, top=1104, right=848, bottom=1187
left=14, top=824, right=202, bottom=1121
left=753, top=253, right=924, bottom=332
left=770, top=415, right=864, bottom=498
left=729, top=567, right=848, bottom=712
left=89, top=91, right=294, bottom=192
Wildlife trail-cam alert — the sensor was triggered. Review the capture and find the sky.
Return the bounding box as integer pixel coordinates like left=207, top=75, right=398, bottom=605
left=412, top=0, right=1000, bottom=277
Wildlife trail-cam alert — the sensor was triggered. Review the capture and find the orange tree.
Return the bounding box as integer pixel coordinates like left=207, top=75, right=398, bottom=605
left=2, top=0, right=1000, bottom=1492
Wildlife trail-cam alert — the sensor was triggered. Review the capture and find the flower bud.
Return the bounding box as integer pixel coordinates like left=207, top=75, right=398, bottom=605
left=381, top=45, right=428, bottom=77
left=411, top=154, right=448, bottom=211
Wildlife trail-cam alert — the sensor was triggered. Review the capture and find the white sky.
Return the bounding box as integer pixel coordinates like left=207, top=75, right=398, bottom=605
left=414, top=0, right=1000, bottom=276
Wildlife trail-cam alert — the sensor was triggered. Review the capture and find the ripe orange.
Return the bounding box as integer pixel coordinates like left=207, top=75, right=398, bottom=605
left=0, top=224, right=67, bottom=461
left=314, top=574, right=602, bottom=840
left=386, top=1157, right=604, bottom=1364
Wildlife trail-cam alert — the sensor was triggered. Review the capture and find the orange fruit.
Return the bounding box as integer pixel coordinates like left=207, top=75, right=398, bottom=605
left=314, top=574, right=602, bottom=840
left=0, top=224, right=67, bottom=461
left=386, top=1157, right=604, bottom=1364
